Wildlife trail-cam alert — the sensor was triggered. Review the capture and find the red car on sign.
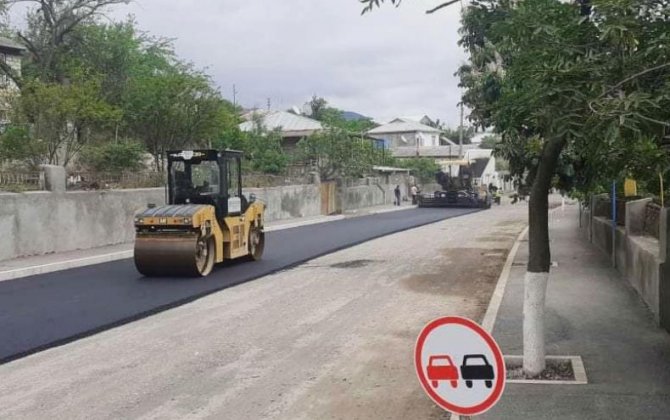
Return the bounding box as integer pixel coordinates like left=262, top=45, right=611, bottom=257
left=427, top=355, right=459, bottom=388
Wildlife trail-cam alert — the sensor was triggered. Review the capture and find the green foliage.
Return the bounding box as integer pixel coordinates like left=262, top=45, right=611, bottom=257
left=479, top=134, right=500, bottom=149
left=14, top=78, right=122, bottom=166
left=458, top=0, right=670, bottom=197
left=297, top=128, right=383, bottom=180
left=0, top=126, right=41, bottom=165
left=305, top=96, right=377, bottom=134
left=79, top=140, right=146, bottom=174
left=442, top=126, right=475, bottom=145
left=396, top=158, right=440, bottom=183
left=0, top=3, right=241, bottom=173
left=242, top=120, right=288, bottom=174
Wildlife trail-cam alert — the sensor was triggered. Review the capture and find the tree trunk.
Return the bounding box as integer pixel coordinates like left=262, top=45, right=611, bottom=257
left=523, top=136, right=566, bottom=377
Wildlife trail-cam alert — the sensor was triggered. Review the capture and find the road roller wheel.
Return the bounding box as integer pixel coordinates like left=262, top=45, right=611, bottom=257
left=194, top=235, right=216, bottom=276
left=248, top=226, right=265, bottom=261
left=134, top=233, right=215, bottom=277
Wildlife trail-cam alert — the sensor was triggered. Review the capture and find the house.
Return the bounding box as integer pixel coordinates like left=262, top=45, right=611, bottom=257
left=367, top=120, right=442, bottom=150
left=0, top=37, right=25, bottom=125
left=239, top=110, right=324, bottom=152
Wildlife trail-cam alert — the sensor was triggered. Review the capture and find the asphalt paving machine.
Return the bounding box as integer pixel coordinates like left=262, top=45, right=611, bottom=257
left=134, top=149, right=265, bottom=277
left=417, top=166, right=491, bottom=209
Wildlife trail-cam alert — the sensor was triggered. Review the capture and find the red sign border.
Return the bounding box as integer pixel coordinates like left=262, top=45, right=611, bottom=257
left=414, top=316, right=506, bottom=416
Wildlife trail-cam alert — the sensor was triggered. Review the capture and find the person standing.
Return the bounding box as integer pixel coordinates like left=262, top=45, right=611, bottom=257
left=394, top=185, right=401, bottom=206
left=411, top=185, right=418, bottom=205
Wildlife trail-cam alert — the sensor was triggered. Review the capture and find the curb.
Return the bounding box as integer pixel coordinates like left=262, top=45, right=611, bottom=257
left=0, top=250, right=134, bottom=282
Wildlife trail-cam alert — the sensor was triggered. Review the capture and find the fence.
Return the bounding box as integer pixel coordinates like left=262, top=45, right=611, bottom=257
left=67, top=171, right=165, bottom=191
left=0, top=171, right=44, bottom=192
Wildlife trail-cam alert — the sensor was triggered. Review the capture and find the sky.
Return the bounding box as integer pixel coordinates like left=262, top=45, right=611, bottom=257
left=11, top=0, right=469, bottom=126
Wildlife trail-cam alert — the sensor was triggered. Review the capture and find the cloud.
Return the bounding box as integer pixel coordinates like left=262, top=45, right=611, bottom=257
left=18, top=0, right=469, bottom=126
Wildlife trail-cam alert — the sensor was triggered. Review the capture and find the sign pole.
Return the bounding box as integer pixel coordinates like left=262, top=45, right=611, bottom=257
left=612, top=181, right=617, bottom=267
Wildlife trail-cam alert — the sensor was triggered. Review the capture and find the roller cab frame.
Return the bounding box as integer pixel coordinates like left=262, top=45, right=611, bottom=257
left=134, top=149, right=265, bottom=277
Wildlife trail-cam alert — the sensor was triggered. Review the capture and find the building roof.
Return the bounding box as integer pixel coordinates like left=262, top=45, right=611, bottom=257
left=0, top=37, right=25, bottom=52
left=239, top=111, right=323, bottom=137
left=388, top=115, right=434, bottom=125
left=367, top=120, right=441, bottom=135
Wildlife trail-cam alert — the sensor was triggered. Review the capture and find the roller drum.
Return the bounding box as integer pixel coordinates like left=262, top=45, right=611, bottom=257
left=134, top=233, right=214, bottom=277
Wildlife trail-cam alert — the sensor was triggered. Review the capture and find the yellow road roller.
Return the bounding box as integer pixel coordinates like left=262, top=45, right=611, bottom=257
left=133, top=149, right=265, bottom=277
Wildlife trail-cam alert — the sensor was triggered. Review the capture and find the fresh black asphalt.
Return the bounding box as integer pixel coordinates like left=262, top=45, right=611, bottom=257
left=0, top=207, right=478, bottom=364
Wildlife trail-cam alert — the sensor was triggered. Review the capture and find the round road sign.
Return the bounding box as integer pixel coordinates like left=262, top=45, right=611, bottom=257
left=414, top=316, right=505, bottom=416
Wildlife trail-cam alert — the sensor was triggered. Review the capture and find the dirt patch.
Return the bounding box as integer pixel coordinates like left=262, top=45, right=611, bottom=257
left=402, top=248, right=508, bottom=303
left=506, top=359, right=575, bottom=381
left=329, top=259, right=376, bottom=269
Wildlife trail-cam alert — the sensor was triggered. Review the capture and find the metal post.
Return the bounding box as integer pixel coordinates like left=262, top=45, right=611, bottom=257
left=612, top=181, right=616, bottom=267
left=459, top=102, right=464, bottom=157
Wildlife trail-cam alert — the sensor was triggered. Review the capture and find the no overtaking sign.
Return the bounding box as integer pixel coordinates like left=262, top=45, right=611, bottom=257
left=415, top=316, right=506, bottom=416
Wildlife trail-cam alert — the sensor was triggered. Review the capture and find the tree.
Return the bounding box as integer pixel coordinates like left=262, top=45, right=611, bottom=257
left=79, top=139, right=145, bottom=174
left=297, top=128, right=380, bottom=180
left=2, top=0, right=129, bottom=85
left=13, top=77, right=121, bottom=166
left=242, top=115, right=288, bottom=174
left=442, top=125, right=475, bottom=145
left=479, top=134, right=500, bottom=149
left=458, top=0, right=670, bottom=376
left=362, top=0, right=670, bottom=377
left=307, top=95, right=328, bottom=121
left=396, top=158, right=440, bottom=184
left=305, top=95, right=376, bottom=134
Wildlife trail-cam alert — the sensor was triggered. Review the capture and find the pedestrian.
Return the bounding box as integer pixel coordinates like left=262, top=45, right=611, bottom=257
left=411, top=185, right=418, bottom=205
left=394, top=185, right=401, bottom=206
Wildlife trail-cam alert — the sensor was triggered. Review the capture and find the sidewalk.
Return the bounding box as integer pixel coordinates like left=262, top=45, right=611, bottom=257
left=486, top=204, right=670, bottom=419
left=0, top=202, right=415, bottom=282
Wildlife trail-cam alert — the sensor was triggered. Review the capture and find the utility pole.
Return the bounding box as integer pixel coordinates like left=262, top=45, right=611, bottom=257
left=267, top=98, right=271, bottom=111
left=459, top=102, right=464, bottom=157
left=232, top=84, right=238, bottom=108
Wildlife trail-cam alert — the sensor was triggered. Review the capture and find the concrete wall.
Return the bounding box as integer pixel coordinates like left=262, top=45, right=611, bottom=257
left=246, top=184, right=321, bottom=221
left=0, top=175, right=414, bottom=261
left=0, top=189, right=165, bottom=262
left=581, top=197, right=664, bottom=325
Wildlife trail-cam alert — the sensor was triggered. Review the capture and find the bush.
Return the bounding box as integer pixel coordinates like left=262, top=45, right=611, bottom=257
left=0, top=126, right=43, bottom=166
left=397, top=158, right=441, bottom=183
left=80, top=140, right=147, bottom=174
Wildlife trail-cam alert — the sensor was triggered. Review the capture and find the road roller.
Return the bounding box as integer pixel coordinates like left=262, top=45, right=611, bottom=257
left=133, top=149, right=265, bottom=277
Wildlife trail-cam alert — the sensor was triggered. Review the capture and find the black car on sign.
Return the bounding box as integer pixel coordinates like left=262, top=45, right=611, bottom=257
left=460, top=354, right=495, bottom=388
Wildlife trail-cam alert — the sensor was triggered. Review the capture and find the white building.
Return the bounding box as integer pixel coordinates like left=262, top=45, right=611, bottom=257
left=367, top=120, right=442, bottom=150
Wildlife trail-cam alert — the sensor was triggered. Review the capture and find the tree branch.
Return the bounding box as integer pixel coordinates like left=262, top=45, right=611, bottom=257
left=426, top=0, right=460, bottom=14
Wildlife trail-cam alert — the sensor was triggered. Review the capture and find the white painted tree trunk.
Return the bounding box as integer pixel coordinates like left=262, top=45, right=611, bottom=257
left=523, top=271, right=549, bottom=376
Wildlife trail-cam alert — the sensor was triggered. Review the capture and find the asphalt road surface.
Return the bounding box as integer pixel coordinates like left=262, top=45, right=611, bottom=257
left=0, top=207, right=478, bottom=364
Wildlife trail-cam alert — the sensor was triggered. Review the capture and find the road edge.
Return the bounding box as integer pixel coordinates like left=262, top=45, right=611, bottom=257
left=0, top=206, right=416, bottom=282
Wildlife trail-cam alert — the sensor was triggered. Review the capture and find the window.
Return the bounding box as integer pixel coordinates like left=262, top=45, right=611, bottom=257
left=191, top=161, right=220, bottom=194
left=227, top=158, right=240, bottom=197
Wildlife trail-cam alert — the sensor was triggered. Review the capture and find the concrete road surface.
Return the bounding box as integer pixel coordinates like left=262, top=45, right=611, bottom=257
left=0, top=207, right=477, bottom=363
left=0, top=203, right=527, bottom=420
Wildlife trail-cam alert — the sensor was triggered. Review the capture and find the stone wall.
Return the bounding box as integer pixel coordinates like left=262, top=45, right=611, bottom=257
left=580, top=197, right=665, bottom=327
